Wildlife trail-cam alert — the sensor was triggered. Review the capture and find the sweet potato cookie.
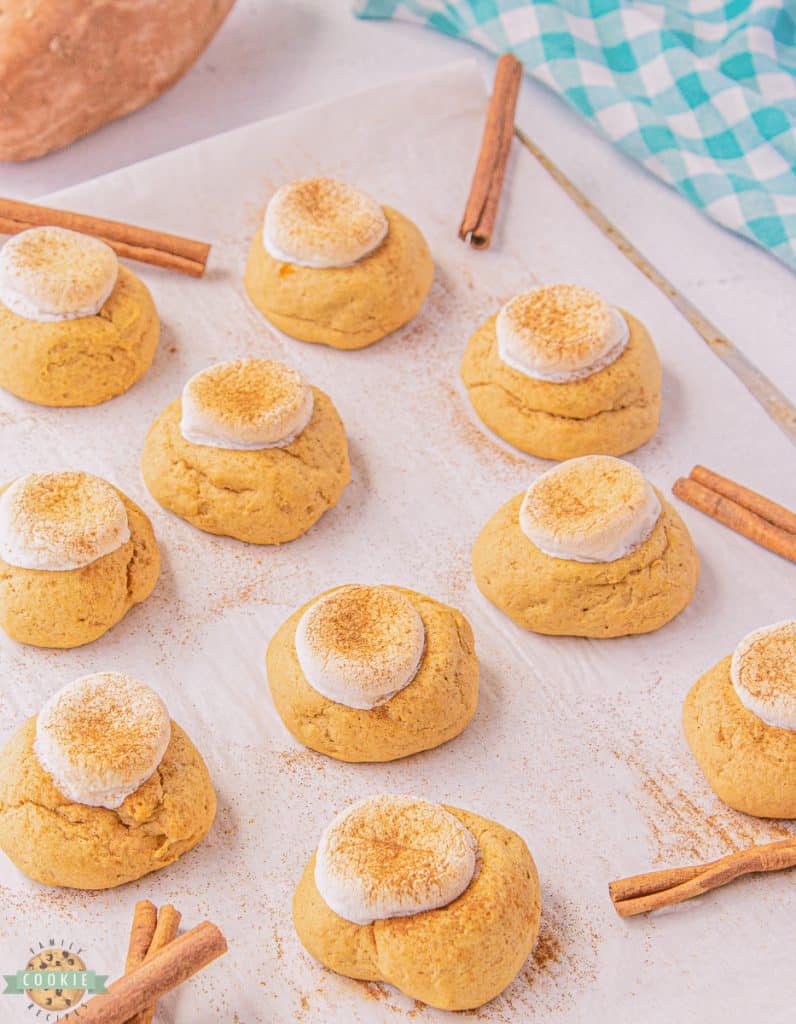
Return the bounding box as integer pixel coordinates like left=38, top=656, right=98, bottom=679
left=0, top=474, right=159, bottom=648
left=267, top=586, right=479, bottom=762
left=142, top=383, right=349, bottom=545
left=0, top=717, right=215, bottom=889
left=461, top=299, right=660, bottom=460
left=244, top=179, right=433, bottom=350
left=293, top=800, right=540, bottom=1011
left=0, top=256, right=158, bottom=407
left=683, top=624, right=796, bottom=818
left=472, top=457, right=699, bottom=637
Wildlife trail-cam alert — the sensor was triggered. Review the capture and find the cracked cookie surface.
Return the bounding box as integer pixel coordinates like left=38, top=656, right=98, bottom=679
left=472, top=490, right=698, bottom=637
left=0, top=717, right=215, bottom=889
left=142, top=386, right=350, bottom=544
left=244, top=207, right=433, bottom=350
left=293, top=805, right=540, bottom=1011
left=460, top=310, right=661, bottom=459
left=0, top=485, right=159, bottom=648
left=683, top=656, right=796, bottom=818
left=0, top=266, right=159, bottom=407
left=267, top=587, right=479, bottom=762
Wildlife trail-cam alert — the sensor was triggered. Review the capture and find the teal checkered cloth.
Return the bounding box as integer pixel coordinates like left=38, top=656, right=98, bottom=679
left=354, top=1, right=796, bottom=271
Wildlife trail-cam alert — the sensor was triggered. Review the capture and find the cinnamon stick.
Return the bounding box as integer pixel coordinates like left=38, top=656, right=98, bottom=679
left=126, top=905, right=182, bottom=1024
left=124, top=901, right=157, bottom=974
left=672, top=477, right=796, bottom=563
left=690, top=465, right=796, bottom=535
left=78, top=921, right=227, bottom=1024
left=458, top=53, right=523, bottom=249
left=610, top=837, right=796, bottom=917
left=0, top=198, right=210, bottom=277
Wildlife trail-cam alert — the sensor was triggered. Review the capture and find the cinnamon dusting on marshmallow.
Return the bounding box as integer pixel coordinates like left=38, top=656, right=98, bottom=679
left=0, top=471, right=130, bottom=571
left=264, top=178, right=388, bottom=268
left=314, top=795, right=477, bottom=924
left=295, top=586, right=425, bottom=710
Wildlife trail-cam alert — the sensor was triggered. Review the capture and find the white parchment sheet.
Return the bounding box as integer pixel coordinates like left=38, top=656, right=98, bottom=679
left=0, top=63, right=794, bottom=1024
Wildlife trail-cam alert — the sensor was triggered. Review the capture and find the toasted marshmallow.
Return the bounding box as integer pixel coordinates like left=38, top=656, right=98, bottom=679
left=731, top=621, right=796, bottom=731
left=497, top=284, right=629, bottom=383
left=34, top=673, right=171, bottom=809
left=180, top=359, right=314, bottom=450
left=520, top=455, right=661, bottom=563
left=0, top=471, right=130, bottom=571
left=0, top=226, right=118, bottom=322
left=315, top=795, right=477, bottom=925
left=263, top=177, right=388, bottom=268
left=295, top=585, right=425, bottom=710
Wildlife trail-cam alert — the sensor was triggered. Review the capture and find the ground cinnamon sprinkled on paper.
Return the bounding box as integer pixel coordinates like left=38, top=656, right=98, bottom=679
left=615, top=744, right=793, bottom=864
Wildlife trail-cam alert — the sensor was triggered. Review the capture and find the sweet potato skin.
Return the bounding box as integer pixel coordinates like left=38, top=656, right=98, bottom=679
left=0, top=0, right=236, bottom=161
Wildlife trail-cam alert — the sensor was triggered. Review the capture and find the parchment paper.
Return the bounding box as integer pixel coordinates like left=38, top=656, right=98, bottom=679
left=0, top=62, right=793, bottom=1024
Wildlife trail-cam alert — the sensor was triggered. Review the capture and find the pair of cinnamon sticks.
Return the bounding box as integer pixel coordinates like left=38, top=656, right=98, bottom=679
left=76, top=901, right=227, bottom=1024
left=610, top=836, right=796, bottom=918
left=673, top=465, right=796, bottom=563
left=0, top=197, right=210, bottom=277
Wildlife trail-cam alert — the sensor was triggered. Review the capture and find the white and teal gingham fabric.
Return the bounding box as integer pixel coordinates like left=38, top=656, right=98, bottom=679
left=354, top=1, right=796, bottom=271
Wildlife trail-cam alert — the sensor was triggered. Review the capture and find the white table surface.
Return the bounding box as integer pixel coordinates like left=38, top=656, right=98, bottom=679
left=0, top=0, right=793, bottom=403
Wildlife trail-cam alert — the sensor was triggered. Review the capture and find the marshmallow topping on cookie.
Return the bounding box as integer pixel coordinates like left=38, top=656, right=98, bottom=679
left=34, top=673, right=171, bottom=809
left=0, top=226, right=118, bottom=322
left=731, top=621, right=796, bottom=731
left=497, top=284, right=629, bottom=383
left=263, top=178, right=389, bottom=268
left=295, top=585, right=426, bottom=710
left=180, top=359, right=314, bottom=450
left=520, top=455, right=661, bottom=563
left=0, top=471, right=130, bottom=571
left=314, top=795, right=478, bottom=925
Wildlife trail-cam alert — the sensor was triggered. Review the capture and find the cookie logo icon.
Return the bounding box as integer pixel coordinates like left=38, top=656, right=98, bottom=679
left=25, top=948, right=87, bottom=1012
left=3, top=941, right=107, bottom=1018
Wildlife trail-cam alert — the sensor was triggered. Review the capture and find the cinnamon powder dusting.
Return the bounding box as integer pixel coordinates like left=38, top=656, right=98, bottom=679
left=523, top=456, right=647, bottom=537
left=185, top=359, right=307, bottom=431
left=40, top=673, right=169, bottom=781
left=734, top=622, right=796, bottom=706
left=616, top=745, right=793, bottom=864
left=322, top=796, right=474, bottom=909
left=268, top=177, right=387, bottom=264
left=303, top=585, right=419, bottom=664
left=502, top=284, right=611, bottom=362
left=0, top=226, right=117, bottom=313
left=4, top=471, right=128, bottom=566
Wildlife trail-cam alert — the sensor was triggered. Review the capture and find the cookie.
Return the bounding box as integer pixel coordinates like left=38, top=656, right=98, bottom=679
left=267, top=585, right=479, bottom=761
left=683, top=621, right=796, bottom=818
left=0, top=227, right=158, bottom=406
left=142, top=359, right=349, bottom=544
left=461, top=284, right=660, bottom=459
left=0, top=471, right=159, bottom=648
left=244, top=178, right=433, bottom=349
left=472, top=456, right=699, bottom=636
left=0, top=673, right=216, bottom=888
left=293, top=795, right=541, bottom=1011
